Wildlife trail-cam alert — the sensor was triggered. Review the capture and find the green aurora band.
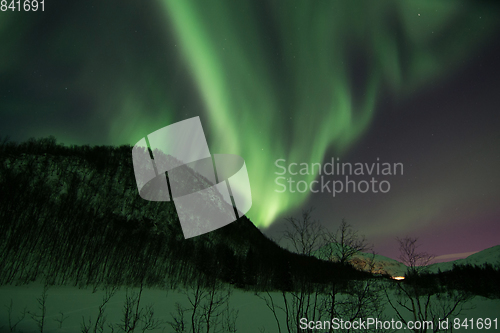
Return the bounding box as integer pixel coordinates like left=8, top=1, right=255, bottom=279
left=160, top=0, right=498, bottom=227
left=0, top=1, right=497, bottom=228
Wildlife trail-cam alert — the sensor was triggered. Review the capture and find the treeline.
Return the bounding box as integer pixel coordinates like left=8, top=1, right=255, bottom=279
left=0, top=136, right=364, bottom=291
left=406, top=263, right=500, bottom=299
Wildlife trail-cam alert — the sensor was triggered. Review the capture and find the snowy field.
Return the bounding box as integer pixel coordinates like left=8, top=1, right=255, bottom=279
left=1, top=282, right=499, bottom=333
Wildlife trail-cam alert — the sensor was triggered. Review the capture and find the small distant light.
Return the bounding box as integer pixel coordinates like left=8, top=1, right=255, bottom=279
left=391, top=276, right=405, bottom=280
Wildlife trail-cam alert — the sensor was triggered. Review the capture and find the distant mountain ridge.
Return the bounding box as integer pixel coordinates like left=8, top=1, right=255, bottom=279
left=314, top=246, right=407, bottom=276
left=317, top=244, right=500, bottom=277
left=427, top=245, right=500, bottom=273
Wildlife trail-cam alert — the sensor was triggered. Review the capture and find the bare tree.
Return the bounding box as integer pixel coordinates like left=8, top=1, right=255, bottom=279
left=280, top=209, right=325, bottom=332
left=282, top=208, right=325, bottom=256
left=385, top=237, right=474, bottom=333
left=118, top=286, right=143, bottom=332
left=255, top=291, right=283, bottom=333
left=5, top=299, right=28, bottom=333
left=318, top=220, right=378, bottom=333
left=169, top=303, right=187, bottom=333
left=320, top=219, right=370, bottom=265
left=269, top=211, right=379, bottom=333
left=29, top=283, right=49, bottom=333
left=53, top=312, right=69, bottom=329
left=81, top=285, right=117, bottom=333
left=169, top=277, right=238, bottom=333
left=397, top=237, right=434, bottom=275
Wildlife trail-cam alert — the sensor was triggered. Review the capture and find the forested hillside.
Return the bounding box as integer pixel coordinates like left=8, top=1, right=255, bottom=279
left=0, top=136, right=364, bottom=290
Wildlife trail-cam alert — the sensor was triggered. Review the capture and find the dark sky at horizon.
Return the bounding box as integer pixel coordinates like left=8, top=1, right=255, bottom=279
left=1, top=0, right=499, bottom=262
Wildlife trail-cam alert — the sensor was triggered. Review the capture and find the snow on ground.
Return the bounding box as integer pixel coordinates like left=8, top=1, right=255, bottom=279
left=2, top=246, right=499, bottom=332
left=1, top=282, right=499, bottom=333
left=0, top=283, right=279, bottom=333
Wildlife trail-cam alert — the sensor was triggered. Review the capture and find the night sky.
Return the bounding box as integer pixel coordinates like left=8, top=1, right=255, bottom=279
left=1, top=0, right=499, bottom=262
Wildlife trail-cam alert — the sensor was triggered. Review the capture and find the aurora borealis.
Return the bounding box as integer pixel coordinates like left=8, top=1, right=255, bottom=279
left=1, top=0, right=499, bottom=260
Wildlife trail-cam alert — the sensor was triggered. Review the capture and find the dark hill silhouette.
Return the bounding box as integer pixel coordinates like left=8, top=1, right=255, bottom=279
left=0, top=136, right=367, bottom=291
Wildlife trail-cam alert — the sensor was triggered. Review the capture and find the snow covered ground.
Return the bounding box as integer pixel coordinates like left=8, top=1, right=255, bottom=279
left=1, top=246, right=499, bottom=332
left=1, top=282, right=499, bottom=333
